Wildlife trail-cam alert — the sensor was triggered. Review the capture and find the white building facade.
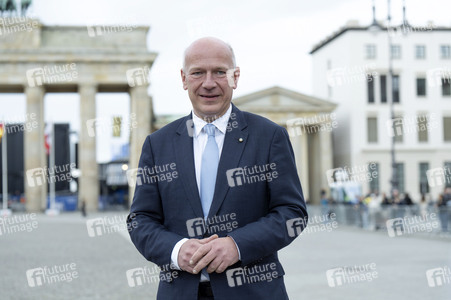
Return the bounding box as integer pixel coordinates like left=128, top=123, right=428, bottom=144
left=310, top=20, right=451, bottom=202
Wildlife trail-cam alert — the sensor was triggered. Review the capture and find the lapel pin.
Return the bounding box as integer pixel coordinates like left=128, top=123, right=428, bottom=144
left=238, top=138, right=243, bottom=142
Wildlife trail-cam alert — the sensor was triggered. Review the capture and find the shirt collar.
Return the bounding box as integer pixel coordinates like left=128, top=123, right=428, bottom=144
left=191, top=104, right=232, bottom=137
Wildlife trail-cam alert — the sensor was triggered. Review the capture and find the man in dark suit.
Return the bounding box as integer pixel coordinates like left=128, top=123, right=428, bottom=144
left=127, top=37, right=307, bottom=300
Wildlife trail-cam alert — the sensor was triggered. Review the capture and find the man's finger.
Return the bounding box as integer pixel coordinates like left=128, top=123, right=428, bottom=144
left=192, top=251, right=216, bottom=274
left=189, top=243, right=212, bottom=267
left=198, top=234, right=219, bottom=244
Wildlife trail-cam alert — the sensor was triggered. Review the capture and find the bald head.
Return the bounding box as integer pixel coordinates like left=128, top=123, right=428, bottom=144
left=183, top=37, right=236, bottom=72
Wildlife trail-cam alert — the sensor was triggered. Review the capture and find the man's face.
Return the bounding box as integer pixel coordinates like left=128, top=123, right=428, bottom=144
left=181, top=39, right=240, bottom=121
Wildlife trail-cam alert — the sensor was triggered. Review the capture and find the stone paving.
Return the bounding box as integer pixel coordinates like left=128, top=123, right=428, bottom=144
left=0, top=210, right=450, bottom=300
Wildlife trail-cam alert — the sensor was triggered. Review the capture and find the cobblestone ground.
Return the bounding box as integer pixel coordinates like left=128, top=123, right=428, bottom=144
left=1, top=211, right=450, bottom=300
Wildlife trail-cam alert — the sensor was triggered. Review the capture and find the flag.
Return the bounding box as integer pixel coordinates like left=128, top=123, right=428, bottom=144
left=44, top=123, right=52, bottom=155
left=0, top=123, right=4, bottom=142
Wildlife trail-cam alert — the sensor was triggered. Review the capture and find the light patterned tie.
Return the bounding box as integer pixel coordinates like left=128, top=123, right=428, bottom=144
left=200, top=124, right=219, bottom=219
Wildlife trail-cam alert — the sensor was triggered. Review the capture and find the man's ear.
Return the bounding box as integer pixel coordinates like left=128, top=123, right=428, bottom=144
left=181, top=69, right=188, bottom=90
left=232, top=67, right=240, bottom=89
left=227, top=67, right=240, bottom=89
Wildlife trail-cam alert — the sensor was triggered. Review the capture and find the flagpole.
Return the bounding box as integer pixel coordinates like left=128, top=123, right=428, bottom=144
left=46, top=121, right=59, bottom=215
left=1, top=117, right=11, bottom=216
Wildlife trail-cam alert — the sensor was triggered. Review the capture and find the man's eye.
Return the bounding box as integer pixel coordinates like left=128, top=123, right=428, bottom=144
left=216, top=71, right=226, bottom=76
left=191, top=72, right=203, bottom=76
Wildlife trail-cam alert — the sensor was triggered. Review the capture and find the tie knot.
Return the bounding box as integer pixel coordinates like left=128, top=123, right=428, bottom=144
left=204, top=124, right=216, bottom=137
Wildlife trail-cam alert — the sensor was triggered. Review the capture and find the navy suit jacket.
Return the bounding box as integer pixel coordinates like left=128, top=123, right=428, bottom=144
left=127, top=104, right=307, bottom=300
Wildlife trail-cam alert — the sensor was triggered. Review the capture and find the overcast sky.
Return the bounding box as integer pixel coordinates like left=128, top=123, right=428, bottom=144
left=1, top=0, right=450, bottom=162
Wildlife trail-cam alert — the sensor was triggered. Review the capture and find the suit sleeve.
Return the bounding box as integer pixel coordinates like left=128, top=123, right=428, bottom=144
left=127, top=136, right=184, bottom=267
left=227, top=126, right=308, bottom=265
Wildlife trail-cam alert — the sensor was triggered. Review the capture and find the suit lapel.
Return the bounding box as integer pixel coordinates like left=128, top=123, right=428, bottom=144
left=208, top=104, right=248, bottom=218
left=174, top=115, right=204, bottom=218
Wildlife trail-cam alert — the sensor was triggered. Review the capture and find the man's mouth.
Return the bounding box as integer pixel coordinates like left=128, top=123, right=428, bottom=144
left=200, top=95, right=219, bottom=99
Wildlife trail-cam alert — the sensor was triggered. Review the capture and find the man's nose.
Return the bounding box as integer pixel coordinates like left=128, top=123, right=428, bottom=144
left=202, top=72, right=217, bottom=89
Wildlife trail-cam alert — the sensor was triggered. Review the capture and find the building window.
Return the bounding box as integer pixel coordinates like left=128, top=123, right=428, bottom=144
left=380, top=75, right=387, bottom=103
left=393, top=116, right=403, bottom=143
left=366, top=44, right=376, bottom=59
left=368, top=75, right=375, bottom=103
left=441, top=45, right=451, bottom=59
left=442, top=78, right=451, bottom=96
left=417, top=115, right=429, bottom=143
left=445, top=162, right=451, bottom=188
left=419, top=162, right=430, bottom=194
left=416, top=78, right=426, bottom=96
left=444, top=117, right=451, bottom=142
left=416, top=45, right=426, bottom=59
left=391, top=45, right=401, bottom=59
left=396, top=163, right=405, bottom=194
left=393, top=75, right=400, bottom=103
left=369, top=162, right=379, bottom=193
left=367, top=117, right=378, bottom=143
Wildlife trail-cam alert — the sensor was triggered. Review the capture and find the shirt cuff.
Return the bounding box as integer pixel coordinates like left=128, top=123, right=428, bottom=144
left=227, top=235, right=241, bottom=260
left=171, top=238, right=189, bottom=270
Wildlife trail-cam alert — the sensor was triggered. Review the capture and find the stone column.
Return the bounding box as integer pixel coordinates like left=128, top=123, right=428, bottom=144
left=79, top=84, right=98, bottom=211
left=25, top=86, right=46, bottom=212
left=129, top=85, right=152, bottom=205
left=320, top=127, right=333, bottom=198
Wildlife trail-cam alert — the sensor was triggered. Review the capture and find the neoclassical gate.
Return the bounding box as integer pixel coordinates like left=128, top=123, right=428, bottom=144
left=0, top=18, right=156, bottom=211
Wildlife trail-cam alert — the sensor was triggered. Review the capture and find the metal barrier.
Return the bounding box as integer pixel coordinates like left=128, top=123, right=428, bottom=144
left=307, top=204, right=451, bottom=233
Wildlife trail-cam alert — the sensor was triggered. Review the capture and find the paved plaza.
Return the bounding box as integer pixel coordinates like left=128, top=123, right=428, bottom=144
left=1, top=210, right=450, bottom=300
